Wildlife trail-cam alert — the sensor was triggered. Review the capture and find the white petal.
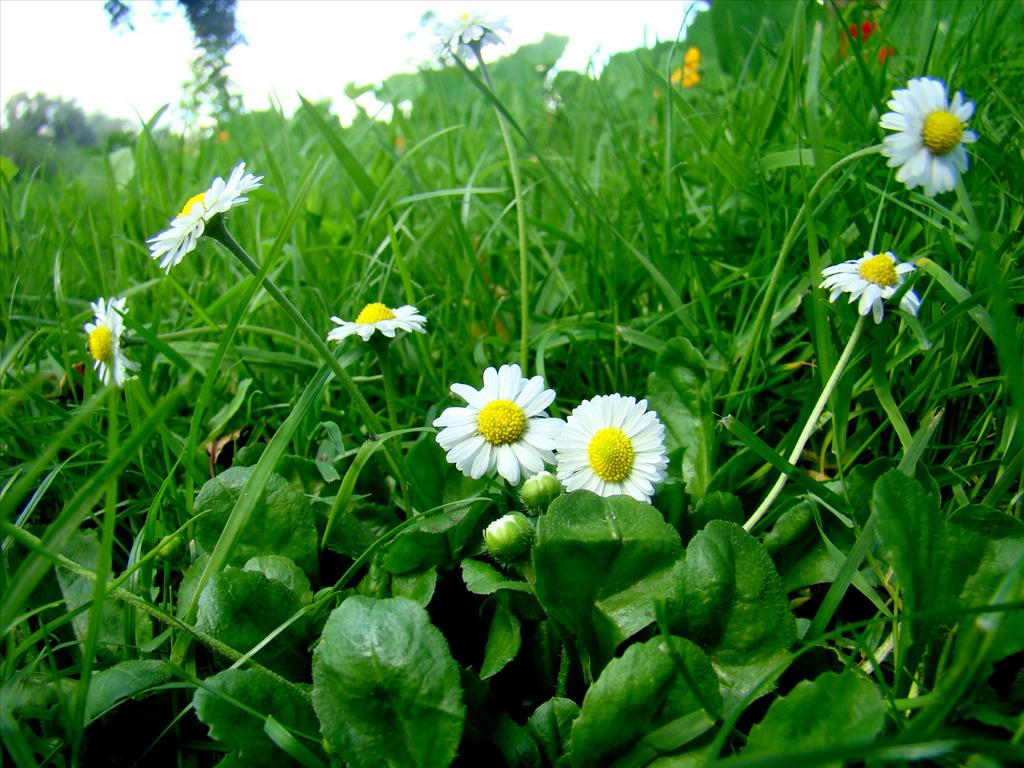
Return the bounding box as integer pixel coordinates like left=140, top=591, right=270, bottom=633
left=496, top=447, right=521, bottom=484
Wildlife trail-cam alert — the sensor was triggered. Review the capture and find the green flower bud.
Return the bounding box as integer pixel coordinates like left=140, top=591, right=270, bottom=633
left=484, top=512, right=534, bottom=564
left=520, top=470, right=563, bottom=515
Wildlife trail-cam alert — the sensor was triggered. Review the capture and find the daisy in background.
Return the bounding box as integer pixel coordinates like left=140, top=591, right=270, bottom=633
left=83, top=297, right=139, bottom=387
left=327, top=303, right=427, bottom=343
left=556, top=394, right=668, bottom=503
left=434, top=12, right=509, bottom=60
left=434, top=364, right=563, bottom=485
left=820, top=250, right=921, bottom=323
left=148, top=162, right=263, bottom=272
left=879, top=77, right=976, bottom=197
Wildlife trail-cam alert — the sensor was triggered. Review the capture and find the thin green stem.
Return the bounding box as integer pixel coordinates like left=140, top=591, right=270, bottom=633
left=204, top=217, right=406, bottom=485
left=71, top=391, right=119, bottom=763
left=373, top=340, right=401, bottom=435
left=744, top=315, right=866, bottom=532
left=474, top=48, right=530, bottom=373
left=728, top=144, right=882, bottom=412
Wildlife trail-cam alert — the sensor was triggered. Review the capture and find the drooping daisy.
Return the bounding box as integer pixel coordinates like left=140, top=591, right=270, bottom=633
left=83, top=297, right=139, bottom=387
left=147, top=162, right=263, bottom=272
left=433, top=364, right=563, bottom=485
left=556, top=394, right=668, bottom=503
left=435, top=13, right=509, bottom=60
left=879, top=77, right=976, bottom=197
left=327, top=303, right=427, bottom=343
left=820, top=250, right=921, bottom=323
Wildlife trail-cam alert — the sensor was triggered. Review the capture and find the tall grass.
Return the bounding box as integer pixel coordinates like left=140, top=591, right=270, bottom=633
left=2, top=0, right=1022, bottom=765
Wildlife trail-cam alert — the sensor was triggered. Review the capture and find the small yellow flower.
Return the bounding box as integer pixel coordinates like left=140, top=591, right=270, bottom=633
left=671, top=46, right=701, bottom=88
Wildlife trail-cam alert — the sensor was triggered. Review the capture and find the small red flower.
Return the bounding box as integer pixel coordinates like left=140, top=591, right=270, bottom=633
left=839, top=17, right=892, bottom=63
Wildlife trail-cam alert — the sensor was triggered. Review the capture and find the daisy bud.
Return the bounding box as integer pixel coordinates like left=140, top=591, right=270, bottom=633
left=520, top=471, right=563, bottom=515
left=484, top=513, right=534, bottom=565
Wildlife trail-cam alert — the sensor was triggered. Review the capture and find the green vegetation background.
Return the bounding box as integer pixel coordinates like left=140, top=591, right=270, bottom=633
left=1, top=0, right=1022, bottom=765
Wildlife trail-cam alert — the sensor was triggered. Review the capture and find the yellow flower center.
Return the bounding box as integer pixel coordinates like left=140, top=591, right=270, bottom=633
left=355, top=302, right=396, bottom=324
left=857, top=253, right=899, bottom=287
left=179, top=191, right=206, bottom=217
left=922, top=110, right=964, bottom=156
left=88, top=326, right=114, bottom=363
left=477, top=399, right=527, bottom=446
left=587, top=427, right=635, bottom=483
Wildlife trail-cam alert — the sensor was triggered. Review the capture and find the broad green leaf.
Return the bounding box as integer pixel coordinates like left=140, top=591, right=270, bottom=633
left=481, top=594, right=522, bottom=679
left=494, top=714, right=543, bottom=768
left=382, top=525, right=452, bottom=573
left=713, top=649, right=792, bottom=721
left=194, top=668, right=319, bottom=767
left=568, top=636, right=721, bottom=768
left=107, top=146, right=135, bottom=186
left=532, top=491, right=685, bottom=668
left=0, top=154, right=18, bottom=182
left=311, top=596, right=464, bottom=768
left=873, top=475, right=1020, bottom=660
left=873, top=471, right=946, bottom=604
left=382, top=502, right=486, bottom=573
left=766, top=501, right=861, bottom=592
left=56, top=529, right=123, bottom=658
left=685, top=491, right=744, bottom=542
left=528, top=697, right=579, bottom=766
left=407, top=437, right=447, bottom=511
left=670, top=521, right=795, bottom=666
left=324, top=502, right=401, bottom=559
left=647, top=338, right=715, bottom=498
left=958, top=537, right=1024, bottom=665
left=195, top=568, right=309, bottom=680
left=461, top=559, right=534, bottom=595
left=85, top=660, right=174, bottom=722
left=745, top=671, right=885, bottom=765
left=243, top=555, right=313, bottom=606
left=391, top=566, right=438, bottom=607
left=193, top=466, right=318, bottom=579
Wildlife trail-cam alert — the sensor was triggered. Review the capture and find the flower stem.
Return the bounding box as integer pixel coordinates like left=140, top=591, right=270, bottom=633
left=205, top=217, right=406, bottom=485
left=744, top=315, right=865, bottom=532
left=474, top=48, right=530, bottom=373
left=728, top=144, right=882, bottom=413
left=373, top=339, right=401, bottom=435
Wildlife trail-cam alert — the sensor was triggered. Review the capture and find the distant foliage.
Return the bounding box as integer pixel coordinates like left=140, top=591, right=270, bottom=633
left=104, top=0, right=244, bottom=122
left=0, top=91, right=132, bottom=172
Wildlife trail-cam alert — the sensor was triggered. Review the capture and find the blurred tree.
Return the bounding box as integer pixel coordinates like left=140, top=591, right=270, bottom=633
left=104, top=0, right=244, bottom=123
left=1, top=92, right=132, bottom=172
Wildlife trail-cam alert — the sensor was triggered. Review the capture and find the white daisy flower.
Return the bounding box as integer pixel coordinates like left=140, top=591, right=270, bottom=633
left=327, top=303, right=427, bottom=343
left=556, top=394, right=668, bottom=503
left=879, top=77, right=977, bottom=197
left=147, top=162, right=263, bottom=272
left=820, top=250, right=921, bottom=324
left=83, top=297, right=139, bottom=388
left=435, top=12, right=509, bottom=60
left=433, top=364, right=564, bottom=485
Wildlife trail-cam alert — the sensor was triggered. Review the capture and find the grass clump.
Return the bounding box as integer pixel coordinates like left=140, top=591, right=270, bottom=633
left=2, top=1, right=1022, bottom=765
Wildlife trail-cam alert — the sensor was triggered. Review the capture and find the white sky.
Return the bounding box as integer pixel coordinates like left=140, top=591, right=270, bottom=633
left=0, top=0, right=699, bottom=128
